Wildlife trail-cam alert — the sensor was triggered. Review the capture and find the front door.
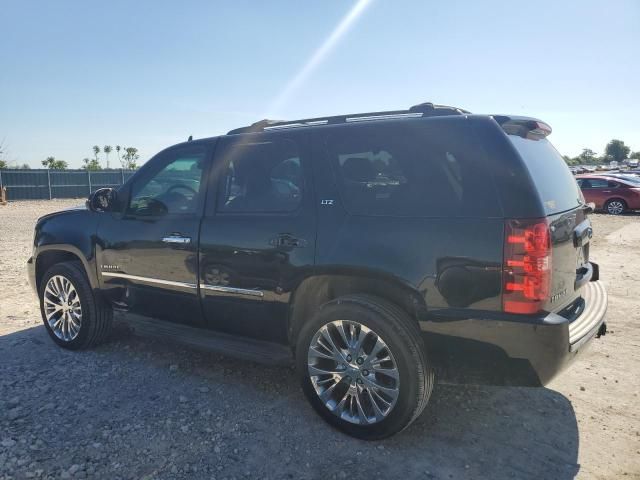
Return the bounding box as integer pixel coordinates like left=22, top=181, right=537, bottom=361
left=198, top=131, right=315, bottom=343
left=97, top=142, right=212, bottom=326
left=580, top=178, right=610, bottom=209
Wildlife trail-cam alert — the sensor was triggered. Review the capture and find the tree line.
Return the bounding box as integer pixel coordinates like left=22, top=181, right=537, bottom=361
left=39, top=145, right=140, bottom=170
left=562, top=139, right=639, bottom=166
left=0, top=139, right=28, bottom=169
left=0, top=139, right=141, bottom=170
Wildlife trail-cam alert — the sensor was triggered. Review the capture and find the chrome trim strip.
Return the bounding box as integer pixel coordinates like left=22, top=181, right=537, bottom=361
left=200, top=284, right=264, bottom=298
left=264, top=123, right=307, bottom=131
left=101, top=272, right=197, bottom=289
left=264, top=120, right=329, bottom=131
left=346, top=113, right=423, bottom=122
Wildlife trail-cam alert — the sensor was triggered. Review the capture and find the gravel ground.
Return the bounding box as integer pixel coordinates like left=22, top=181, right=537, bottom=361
left=0, top=199, right=639, bottom=480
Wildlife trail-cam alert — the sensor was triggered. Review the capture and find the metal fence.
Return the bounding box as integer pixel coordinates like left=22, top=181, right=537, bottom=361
left=0, top=169, right=136, bottom=200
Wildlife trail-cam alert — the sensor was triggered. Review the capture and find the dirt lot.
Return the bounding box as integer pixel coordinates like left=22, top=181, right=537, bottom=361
left=0, top=199, right=638, bottom=480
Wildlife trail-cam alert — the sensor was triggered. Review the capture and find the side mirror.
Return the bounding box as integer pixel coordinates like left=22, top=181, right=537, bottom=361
left=87, top=188, right=116, bottom=212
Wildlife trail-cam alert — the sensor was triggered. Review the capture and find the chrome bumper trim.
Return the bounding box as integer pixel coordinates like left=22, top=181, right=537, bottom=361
left=569, top=280, right=607, bottom=346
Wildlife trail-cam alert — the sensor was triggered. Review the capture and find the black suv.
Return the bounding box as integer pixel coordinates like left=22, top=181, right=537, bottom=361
left=27, top=102, right=607, bottom=439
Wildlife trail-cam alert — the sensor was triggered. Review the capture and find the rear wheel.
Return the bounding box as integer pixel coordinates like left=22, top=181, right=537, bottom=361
left=604, top=198, right=626, bottom=215
left=39, top=261, right=113, bottom=350
left=296, top=294, right=433, bottom=440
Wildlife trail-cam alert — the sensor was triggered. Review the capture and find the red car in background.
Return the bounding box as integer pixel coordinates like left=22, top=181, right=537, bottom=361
left=576, top=175, right=640, bottom=214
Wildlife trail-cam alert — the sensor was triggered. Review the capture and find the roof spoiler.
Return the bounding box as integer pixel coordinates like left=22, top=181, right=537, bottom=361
left=493, top=115, right=552, bottom=140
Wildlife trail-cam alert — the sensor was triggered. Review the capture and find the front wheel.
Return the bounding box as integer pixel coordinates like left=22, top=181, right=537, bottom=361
left=604, top=198, right=626, bottom=215
left=296, top=294, right=434, bottom=440
left=39, top=261, right=113, bottom=350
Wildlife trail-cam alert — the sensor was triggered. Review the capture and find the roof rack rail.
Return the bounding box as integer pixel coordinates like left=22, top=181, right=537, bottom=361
left=226, top=102, right=470, bottom=135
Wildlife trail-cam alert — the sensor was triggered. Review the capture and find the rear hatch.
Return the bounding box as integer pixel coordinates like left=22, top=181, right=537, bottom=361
left=502, top=119, right=591, bottom=314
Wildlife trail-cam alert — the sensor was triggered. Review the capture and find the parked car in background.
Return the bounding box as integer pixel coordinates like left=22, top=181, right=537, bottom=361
left=576, top=174, right=640, bottom=214
left=628, top=159, right=639, bottom=169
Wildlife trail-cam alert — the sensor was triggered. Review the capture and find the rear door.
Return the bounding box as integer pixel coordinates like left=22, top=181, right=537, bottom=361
left=198, top=130, right=315, bottom=343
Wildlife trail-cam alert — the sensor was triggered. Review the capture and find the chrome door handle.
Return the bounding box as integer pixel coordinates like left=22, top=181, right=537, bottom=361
left=162, top=234, right=191, bottom=244
left=269, top=234, right=307, bottom=248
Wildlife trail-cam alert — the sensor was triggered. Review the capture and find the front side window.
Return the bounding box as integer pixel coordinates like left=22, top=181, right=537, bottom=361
left=217, top=138, right=303, bottom=213
left=580, top=178, right=609, bottom=189
left=128, top=147, right=206, bottom=216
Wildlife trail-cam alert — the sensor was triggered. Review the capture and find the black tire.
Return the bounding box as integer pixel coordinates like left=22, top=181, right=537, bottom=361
left=604, top=198, right=626, bottom=215
left=39, top=261, right=113, bottom=350
left=296, top=294, right=434, bottom=440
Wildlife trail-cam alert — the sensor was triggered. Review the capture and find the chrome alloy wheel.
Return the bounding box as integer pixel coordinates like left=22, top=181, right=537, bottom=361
left=307, top=320, right=400, bottom=425
left=607, top=200, right=624, bottom=215
left=43, top=275, right=82, bottom=342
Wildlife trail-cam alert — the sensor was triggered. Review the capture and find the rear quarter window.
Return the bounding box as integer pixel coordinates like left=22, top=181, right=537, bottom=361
left=508, top=136, right=582, bottom=215
left=324, top=119, right=500, bottom=218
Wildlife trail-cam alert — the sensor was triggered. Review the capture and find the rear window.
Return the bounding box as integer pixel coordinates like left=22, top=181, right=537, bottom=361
left=325, top=120, right=500, bottom=217
left=614, top=175, right=640, bottom=186
left=508, top=136, right=582, bottom=215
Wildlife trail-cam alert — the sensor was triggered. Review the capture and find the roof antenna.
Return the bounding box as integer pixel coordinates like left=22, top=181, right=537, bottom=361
left=187, top=135, right=193, bottom=142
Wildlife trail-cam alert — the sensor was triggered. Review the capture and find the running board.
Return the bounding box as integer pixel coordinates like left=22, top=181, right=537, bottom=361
left=123, top=314, right=293, bottom=366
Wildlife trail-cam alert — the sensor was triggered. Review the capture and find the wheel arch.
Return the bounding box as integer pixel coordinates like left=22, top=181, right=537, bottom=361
left=35, top=245, right=98, bottom=292
left=604, top=197, right=627, bottom=213
left=287, top=271, right=426, bottom=348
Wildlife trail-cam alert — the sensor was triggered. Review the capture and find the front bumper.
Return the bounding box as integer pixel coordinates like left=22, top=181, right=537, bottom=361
left=422, top=280, right=608, bottom=386
left=27, top=256, right=37, bottom=293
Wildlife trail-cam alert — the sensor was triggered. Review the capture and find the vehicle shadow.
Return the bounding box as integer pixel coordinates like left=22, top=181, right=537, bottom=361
left=0, top=323, right=580, bottom=480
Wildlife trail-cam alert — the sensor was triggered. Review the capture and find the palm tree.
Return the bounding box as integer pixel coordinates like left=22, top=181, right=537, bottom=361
left=104, top=145, right=112, bottom=169
left=122, top=147, right=140, bottom=169
left=92, top=145, right=100, bottom=162
left=115, top=145, right=121, bottom=168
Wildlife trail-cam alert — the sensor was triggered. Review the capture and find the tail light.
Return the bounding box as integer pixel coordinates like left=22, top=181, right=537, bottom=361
left=503, top=218, right=552, bottom=314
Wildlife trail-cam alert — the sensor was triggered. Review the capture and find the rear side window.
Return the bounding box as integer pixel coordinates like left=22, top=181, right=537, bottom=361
left=508, top=136, right=582, bottom=214
left=579, top=178, right=611, bottom=188
left=325, top=120, right=499, bottom=217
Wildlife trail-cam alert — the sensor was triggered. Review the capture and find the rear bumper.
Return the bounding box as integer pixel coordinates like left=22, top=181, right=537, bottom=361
left=421, top=279, right=607, bottom=387
left=568, top=281, right=607, bottom=350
